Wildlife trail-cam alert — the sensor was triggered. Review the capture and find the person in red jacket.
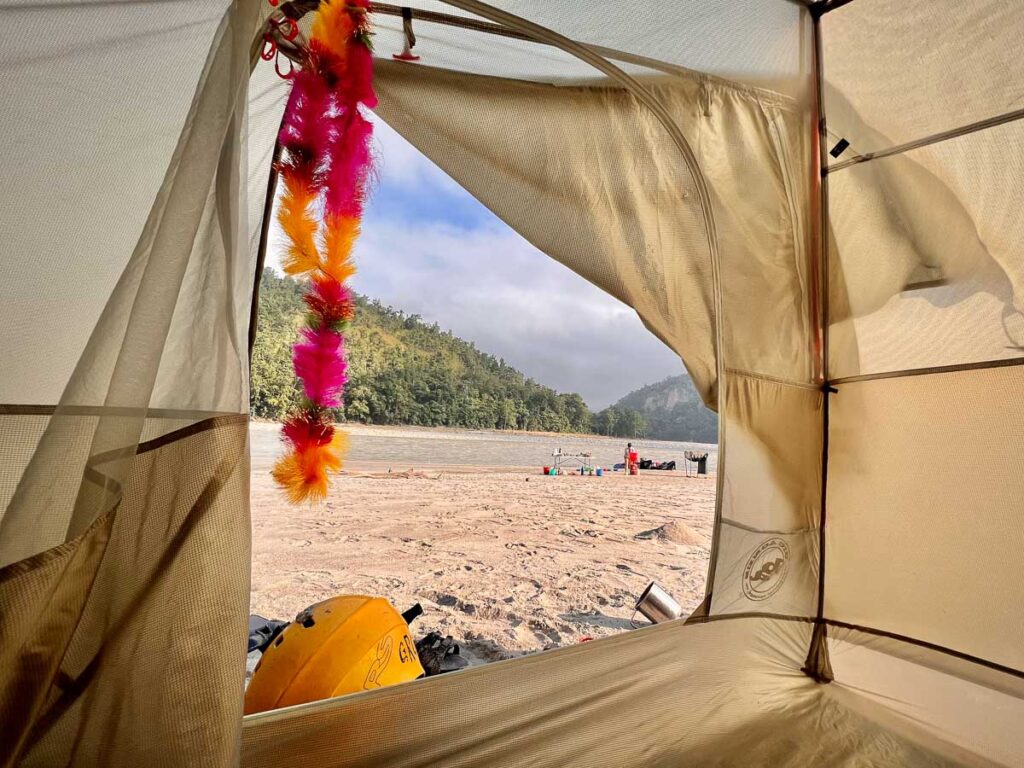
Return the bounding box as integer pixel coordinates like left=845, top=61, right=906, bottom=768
left=625, top=442, right=639, bottom=475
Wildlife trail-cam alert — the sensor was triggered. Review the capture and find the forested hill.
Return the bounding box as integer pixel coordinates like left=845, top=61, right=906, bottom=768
left=250, top=270, right=647, bottom=436
left=613, top=375, right=718, bottom=443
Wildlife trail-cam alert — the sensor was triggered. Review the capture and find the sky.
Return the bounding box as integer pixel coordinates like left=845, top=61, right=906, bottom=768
left=267, top=116, right=683, bottom=410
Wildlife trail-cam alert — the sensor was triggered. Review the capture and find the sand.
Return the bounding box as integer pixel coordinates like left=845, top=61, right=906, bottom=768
left=251, top=458, right=716, bottom=664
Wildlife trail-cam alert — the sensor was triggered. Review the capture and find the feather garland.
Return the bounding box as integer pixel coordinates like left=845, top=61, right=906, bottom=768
left=272, top=0, right=375, bottom=504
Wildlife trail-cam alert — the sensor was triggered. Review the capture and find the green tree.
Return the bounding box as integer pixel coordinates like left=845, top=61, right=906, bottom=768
left=249, top=271, right=613, bottom=435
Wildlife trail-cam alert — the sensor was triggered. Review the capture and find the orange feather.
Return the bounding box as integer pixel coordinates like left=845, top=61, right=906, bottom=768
left=278, top=179, right=321, bottom=276
left=272, top=431, right=349, bottom=504
left=310, top=1, right=358, bottom=66
left=320, top=214, right=360, bottom=283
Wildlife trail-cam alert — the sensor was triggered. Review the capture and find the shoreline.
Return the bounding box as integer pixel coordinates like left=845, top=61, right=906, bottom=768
left=250, top=418, right=717, bottom=448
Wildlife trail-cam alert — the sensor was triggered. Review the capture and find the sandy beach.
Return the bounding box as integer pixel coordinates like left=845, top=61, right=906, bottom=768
left=250, top=423, right=716, bottom=662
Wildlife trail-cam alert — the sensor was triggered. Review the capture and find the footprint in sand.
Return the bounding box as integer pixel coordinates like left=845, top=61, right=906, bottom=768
left=528, top=620, right=562, bottom=645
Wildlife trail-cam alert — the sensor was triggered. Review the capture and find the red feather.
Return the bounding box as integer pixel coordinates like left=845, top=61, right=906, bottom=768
left=282, top=413, right=335, bottom=452
left=304, top=278, right=355, bottom=328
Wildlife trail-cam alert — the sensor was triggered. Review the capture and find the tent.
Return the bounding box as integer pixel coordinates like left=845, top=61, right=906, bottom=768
left=1, top=0, right=1022, bottom=764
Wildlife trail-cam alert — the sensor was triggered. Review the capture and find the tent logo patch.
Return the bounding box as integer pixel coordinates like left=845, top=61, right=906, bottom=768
left=742, top=537, right=790, bottom=601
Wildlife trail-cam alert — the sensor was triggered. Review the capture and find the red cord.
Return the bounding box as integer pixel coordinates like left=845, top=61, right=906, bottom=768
left=275, top=53, right=294, bottom=79
left=260, top=34, right=276, bottom=62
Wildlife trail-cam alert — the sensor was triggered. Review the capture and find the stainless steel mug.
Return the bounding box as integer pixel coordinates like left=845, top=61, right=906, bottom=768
left=634, top=582, right=682, bottom=624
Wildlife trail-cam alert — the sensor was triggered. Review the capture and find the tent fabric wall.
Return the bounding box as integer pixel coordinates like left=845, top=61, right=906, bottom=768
left=821, top=0, right=1024, bottom=159
left=824, top=108, right=1024, bottom=379
left=819, top=0, right=1024, bottom=687
left=2, top=417, right=250, bottom=766
left=0, top=1, right=266, bottom=763
left=826, top=367, right=1024, bottom=674
left=822, top=0, right=1024, bottom=380
left=708, top=376, right=822, bottom=618
left=0, top=1, right=238, bottom=408
left=372, top=61, right=721, bottom=402
left=365, top=0, right=810, bottom=96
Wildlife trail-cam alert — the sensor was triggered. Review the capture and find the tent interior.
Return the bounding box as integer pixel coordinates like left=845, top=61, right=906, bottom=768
left=1, top=0, right=1023, bottom=765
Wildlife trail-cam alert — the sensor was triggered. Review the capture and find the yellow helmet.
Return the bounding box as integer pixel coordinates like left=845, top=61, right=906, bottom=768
left=244, top=595, right=425, bottom=715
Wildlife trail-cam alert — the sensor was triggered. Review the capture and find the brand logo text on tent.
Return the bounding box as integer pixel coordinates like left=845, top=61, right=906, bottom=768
left=742, top=538, right=790, bottom=601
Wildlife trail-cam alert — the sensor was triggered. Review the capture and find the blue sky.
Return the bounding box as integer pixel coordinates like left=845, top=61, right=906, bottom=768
left=267, top=116, right=683, bottom=410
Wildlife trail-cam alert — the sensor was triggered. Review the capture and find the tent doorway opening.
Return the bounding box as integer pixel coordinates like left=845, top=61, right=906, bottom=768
left=247, top=117, right=718, bottom=678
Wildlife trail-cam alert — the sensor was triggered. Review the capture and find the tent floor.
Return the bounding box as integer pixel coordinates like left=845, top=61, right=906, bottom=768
left=242, top=616, right=1002, bottom=766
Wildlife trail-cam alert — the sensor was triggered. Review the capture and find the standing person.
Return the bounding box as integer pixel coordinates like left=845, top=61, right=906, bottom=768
left=625, top=442, right=638, bottom=475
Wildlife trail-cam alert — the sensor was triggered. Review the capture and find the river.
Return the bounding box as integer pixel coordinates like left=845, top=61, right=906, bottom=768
left=250, top=422, right=718, bottom=473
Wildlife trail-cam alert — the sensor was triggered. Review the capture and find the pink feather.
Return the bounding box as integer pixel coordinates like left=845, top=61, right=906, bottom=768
left=279, top=69, right=333, bottom=178
left=346, top=43, right=378, bottom=108
left=323, top=110, right=374, bottom=219
left=293, top=327, right=348, bottom=408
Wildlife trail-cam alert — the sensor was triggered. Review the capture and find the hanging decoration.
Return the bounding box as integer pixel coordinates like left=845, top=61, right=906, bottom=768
left=270, top=0, right=376, bottom=503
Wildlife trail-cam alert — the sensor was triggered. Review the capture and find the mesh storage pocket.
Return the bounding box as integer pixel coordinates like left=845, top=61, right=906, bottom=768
left=0, top=417, right=250, bottom=766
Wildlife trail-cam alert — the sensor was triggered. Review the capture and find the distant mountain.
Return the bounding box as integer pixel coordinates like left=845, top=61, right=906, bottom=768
left=250, top=270, right=647, bottom=436
left=613, top=375, right=718, bottom=443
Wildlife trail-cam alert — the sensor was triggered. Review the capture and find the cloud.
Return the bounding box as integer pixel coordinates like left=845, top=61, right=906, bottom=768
left=266, top=118, right=683, bottom=409
left=369, top=115, right=463, bottom=195
left=351, top=215, right=683, bottom=409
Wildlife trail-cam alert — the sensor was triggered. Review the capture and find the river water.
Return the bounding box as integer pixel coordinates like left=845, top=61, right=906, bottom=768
left=250, top=422, right=718, bottom=473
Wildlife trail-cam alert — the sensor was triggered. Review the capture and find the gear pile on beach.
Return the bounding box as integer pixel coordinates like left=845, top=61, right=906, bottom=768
left=271, top=0, right=376, bottom=504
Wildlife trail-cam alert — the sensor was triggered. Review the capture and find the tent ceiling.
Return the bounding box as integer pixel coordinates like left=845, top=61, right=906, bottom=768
left=360, top=1, right=812, bottom=95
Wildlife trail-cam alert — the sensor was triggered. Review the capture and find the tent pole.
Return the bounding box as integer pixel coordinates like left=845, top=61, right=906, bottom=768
left=248, top=138, right=283, bottom=366
left=831, top=355, right=1024, bottom=385
left=802, top=6, right=835, bottom=684
left=827, top=103, right=1024, bottom=173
